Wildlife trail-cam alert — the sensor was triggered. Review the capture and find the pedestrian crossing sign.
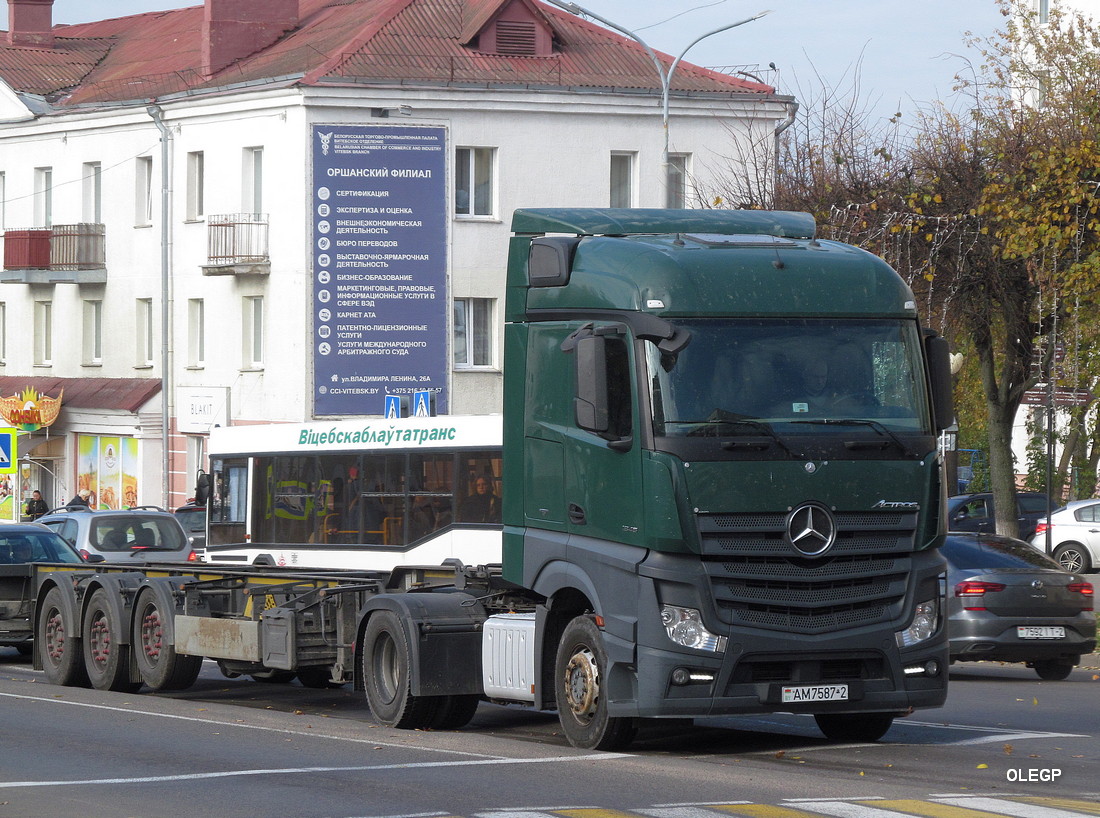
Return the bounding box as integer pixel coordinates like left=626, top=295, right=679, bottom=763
left=0, top=427, right=15, bottom=474
left=412, top=390, right=433, bottom=417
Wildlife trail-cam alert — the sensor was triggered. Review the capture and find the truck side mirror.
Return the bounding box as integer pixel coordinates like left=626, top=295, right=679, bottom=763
left=924, top=333, right=954, bottom=433
left=574, top=334, right=610, bottom=434
left=194, top=471, right=211, bottom=506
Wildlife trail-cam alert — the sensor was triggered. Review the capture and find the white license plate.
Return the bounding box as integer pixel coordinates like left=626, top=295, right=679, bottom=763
left=781, top=684, right=849, bottom=703
left=1017, top=626, right=1065, bottom=639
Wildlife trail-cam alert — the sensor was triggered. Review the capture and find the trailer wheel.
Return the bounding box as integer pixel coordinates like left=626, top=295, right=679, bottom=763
left=814, top=713, right=895, bottom=743
left=362, top=610, right=439, bottom=729
left=37, top=587, right=89, bottom=688
left=430, top=695, right=481, bottom=730
left=554, top=615, right=635, bottom=751
left=83, top=589, right=142, bottom=693
left=132, top=591, right=203, bottom=691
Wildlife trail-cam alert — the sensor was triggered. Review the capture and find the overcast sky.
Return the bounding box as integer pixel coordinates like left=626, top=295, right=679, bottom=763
left=51, top=0, right=1005, bottom=124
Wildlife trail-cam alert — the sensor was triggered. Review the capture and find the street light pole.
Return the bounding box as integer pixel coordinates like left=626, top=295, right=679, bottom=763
left=543, top=1, right=771, bottom=204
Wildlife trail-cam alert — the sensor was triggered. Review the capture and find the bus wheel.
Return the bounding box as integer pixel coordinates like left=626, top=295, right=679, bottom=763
left=814, top=713, right=894, bottom=742
left=132, top=591, right=202, bottom=691
left=362, top=610, right=439, bottom=729
left=554, top=615, right=635, bottom=751
left=83, top=589, right=142, bottom=693
left=37, top=587, right=89, bottom=688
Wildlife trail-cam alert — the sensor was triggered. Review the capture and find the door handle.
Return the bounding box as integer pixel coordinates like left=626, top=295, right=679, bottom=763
left=568, top=503, right=587, bottom=525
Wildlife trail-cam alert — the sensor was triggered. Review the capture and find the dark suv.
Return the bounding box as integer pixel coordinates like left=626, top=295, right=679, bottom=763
left=37, top=506, right=197, bottom=563
left=947, top=492, right=1052, bottom=541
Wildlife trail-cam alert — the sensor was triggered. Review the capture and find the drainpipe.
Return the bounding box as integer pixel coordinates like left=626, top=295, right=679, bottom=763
left=147, top=102, right=172, bottom=509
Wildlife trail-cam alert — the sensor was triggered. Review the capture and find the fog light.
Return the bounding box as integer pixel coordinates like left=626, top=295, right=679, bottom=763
left=924, top=659, right=941, bottom=677
left=671, top=667, right=691, bottom=686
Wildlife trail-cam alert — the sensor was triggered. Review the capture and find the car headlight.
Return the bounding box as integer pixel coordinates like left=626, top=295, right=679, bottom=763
left=895, top=597, right=940, bottom=648
left=660, top=605, right=727, bottom=653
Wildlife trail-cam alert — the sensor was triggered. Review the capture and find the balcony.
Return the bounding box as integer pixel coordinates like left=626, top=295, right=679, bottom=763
left=202, top=213, right=270, bottom=275
left=1, top=224, right=107, bottom=283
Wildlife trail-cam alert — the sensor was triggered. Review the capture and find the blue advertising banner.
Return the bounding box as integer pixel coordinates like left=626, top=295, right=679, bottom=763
left=311, top=124, right=448, bottom=415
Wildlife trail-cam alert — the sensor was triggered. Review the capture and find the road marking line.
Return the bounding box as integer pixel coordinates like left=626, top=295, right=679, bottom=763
left=856, top=799, right=1015, bottom=818
left=639, top=807, right=754, bottom=818
left=933, top=798, right=1089, bottom=818
left=1008, top=800, right=1100, bottom=816
left=0, top=753, right=630, bottom=790
left=715, top=805, right=845, bottom=818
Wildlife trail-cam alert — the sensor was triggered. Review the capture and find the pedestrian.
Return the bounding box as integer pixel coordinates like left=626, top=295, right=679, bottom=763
left=67, top=488, right=92, bottom=508
left=24, top=489, right=49, bottom=520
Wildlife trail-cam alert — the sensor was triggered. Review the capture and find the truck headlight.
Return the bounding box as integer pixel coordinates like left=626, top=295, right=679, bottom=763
left=660, top=605, right=727, bottom=653
left=895, top=597, right=939, bottom=647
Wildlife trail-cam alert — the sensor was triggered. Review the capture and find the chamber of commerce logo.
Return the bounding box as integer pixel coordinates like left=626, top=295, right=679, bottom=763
left=785, top=502, right=837, bottom=557
left=319, top=131, right=333, bottom=156
left=0, top=387, right=63, bottom=432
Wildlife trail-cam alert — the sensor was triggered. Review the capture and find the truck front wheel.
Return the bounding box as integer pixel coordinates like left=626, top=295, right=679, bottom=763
left=37, top=587, right=89, bottom=688
left=814, top=712, right=894, bottom=742
left=554, top=615, right=635, bottom=751
left=362, top=610, right=439, bottom=729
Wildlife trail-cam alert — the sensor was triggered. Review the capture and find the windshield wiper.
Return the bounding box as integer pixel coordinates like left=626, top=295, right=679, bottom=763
left=789, top=418, right=918, bottom=458
left=687, top=416, right=798, bottom=458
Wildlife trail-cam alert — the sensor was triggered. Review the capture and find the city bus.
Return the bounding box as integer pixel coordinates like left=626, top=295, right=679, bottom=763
left=203, top=416, right=502, bottom=570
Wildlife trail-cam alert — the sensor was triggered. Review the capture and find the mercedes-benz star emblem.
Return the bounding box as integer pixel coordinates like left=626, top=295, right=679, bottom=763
left=785, top=502, right=837, bottom=557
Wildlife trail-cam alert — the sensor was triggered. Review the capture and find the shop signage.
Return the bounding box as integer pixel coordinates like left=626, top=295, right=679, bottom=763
left=177, top=386, right=230, bottom=433
left=0, top=387, right=63, bottom=431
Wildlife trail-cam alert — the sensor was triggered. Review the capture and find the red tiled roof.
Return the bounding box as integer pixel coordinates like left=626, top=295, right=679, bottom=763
left=0, top=377, right=161, bottom=413
left=0, top=0, right=772, bottom=105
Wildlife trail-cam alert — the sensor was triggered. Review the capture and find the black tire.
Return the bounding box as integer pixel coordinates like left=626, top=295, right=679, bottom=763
left=296, top=666, right=346, bottom=689
left=361, top=610, right=439, bottom=729
left=1033, top=659, right=1075, bottom=681
left=250, top=669, right=297, bottom=683
left=430, top=695, right=481, bottom=730
left=1053, top=543, right=1091, bottom=574
left=83, top=589, right=142, bottom=693
left=554, top=615, right=636, bottom=751
left=131, top=591, right=203, bottom=691
left=814, top=713, right=895, bottom=743
left=14, top=643, right=33, bottom=657
left=37, top=587, right=89, bottom=687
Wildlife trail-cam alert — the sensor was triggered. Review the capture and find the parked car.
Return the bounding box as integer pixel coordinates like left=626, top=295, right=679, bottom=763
left=0, top=524, right=88, bottom=655
left=944, top=532, right=1096, bottom=680
left=37, top=506, right=197, bottom=563
left=1030, top=499, right=1100, bottom=574
left=174, top=502, right=207, bottom=551
left=946, top=492, right=1052, bottom=540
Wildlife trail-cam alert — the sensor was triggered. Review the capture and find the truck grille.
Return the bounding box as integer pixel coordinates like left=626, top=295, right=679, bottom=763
left=699, top=511, right=916, bottom=634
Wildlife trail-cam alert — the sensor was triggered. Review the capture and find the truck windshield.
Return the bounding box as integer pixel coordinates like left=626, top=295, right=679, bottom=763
left=647, top=318, right=933, bottom=440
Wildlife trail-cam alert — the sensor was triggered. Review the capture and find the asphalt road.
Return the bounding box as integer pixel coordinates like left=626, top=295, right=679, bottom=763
left=0, top=649, right=1097, bottom=818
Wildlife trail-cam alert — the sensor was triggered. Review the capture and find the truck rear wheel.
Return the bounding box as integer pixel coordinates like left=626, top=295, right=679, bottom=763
left=83, top=589, right=142, bottom=693
left=554, top=615, right=635, bottom=751
left=132, top=591, right=203, bottom=691
left=814, top=712, right=894, bottom=742
left=37, top=587, right=89, bottom=687
left=362, top=610, right=439, bottom=729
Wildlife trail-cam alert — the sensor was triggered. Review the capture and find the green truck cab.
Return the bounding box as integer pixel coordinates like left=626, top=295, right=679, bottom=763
left=500, top=208, right=953, bottom=748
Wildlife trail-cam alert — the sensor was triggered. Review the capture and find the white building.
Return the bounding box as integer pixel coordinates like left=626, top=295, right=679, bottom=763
left=0, top=0, right=790, bottom=514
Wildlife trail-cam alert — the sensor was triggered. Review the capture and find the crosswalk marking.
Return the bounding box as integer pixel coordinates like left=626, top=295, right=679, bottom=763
left=933, top=797, right=1093, bottom=818
left=859, top=800, right=1017, bottom=818
left=711, top=805, right=845, bottom=818
left=1008, top=800, right=1100, bottom=816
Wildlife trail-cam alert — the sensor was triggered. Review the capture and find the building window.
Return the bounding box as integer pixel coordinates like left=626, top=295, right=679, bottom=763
left=0, top=302, right=6, bottom=364
left=243, top=295, right=264, bottom=368
left=136, top=156, right=153, bottom=226
left=82, top=162, right=102, bottom=223
left=83, top=299, right=103, bottom=364
left=0, top=171, right=6, bottom=229
left=453, top=297, right=494, bottom=368
left=34, top=300, right=52, bottom=366
left=136, top=298, right=154, bottom=366
left=186, top=152, right=204, bottom=220
left=610, top=152, right=635, bottom=208
left=34, top=167, right=52, bottom=227
left=188, top=298, right=205, bottom=367
left=455, top=147, right=494, bottom=217
left=243, top=147, right=263, bottom=216
left=1038, top=0, right=1049, bottom=24
left=666, top=153, right=690, bottom=209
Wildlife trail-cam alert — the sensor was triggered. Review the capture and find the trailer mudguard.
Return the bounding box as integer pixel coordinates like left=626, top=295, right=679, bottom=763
left=359, top=592, right=487, bottom=697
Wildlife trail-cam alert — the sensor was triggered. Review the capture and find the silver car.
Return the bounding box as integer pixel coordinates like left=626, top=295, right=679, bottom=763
left=37, top=507, right=197, bottom=563
left=1030, top=499, right=1100, bottom=573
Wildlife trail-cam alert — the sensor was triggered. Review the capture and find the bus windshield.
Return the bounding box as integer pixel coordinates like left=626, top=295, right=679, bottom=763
left=647, top=318, right=933, bottom=438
